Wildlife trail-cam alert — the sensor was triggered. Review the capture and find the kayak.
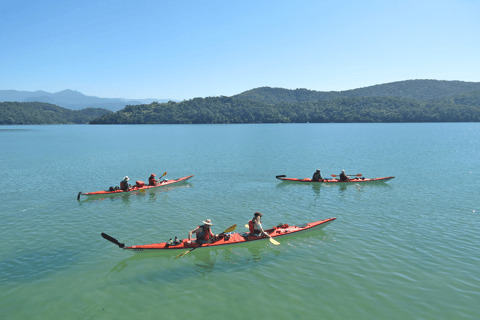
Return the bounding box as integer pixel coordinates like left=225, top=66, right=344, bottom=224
left=78, top=175, right=194, bottom=200
left=101, top=217, right=336, bottom=251
left=276, top=175, right=394, bottom=183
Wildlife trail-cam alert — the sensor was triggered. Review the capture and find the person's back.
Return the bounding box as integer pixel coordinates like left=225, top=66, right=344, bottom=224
left=120, top=176, right=130, bottom=191
left=339, top=170, right=348, bottom=181
left=148, top=174, right=157, bottom=186
left=312, top=169, right=322, bottom=182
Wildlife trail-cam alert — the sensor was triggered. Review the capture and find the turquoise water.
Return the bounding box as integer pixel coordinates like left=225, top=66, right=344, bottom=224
left=0, top=123, right=479, bottom=319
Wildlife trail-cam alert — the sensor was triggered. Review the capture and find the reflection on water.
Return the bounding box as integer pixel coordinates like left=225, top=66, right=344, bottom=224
left=78, top=183, right=193, bottom=204
left=106, top=230, right=333, bottom=280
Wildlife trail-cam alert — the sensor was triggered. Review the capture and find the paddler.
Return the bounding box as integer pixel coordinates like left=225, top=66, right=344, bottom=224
left=339, top=170, right=349, bottom=181
left=312, top=169, right=323, bottom=182
left=120, top=176, right=130, bottom=191
left=148, top=174, right=157, bottom=186
left=248, top=212, right=272, bottom=239
left=187, top=219, right=218, bottom=244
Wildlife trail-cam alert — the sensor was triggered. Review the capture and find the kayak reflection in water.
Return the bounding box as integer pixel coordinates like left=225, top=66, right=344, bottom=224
left=187, top=219, right=218, bottom=244
left=248, top=212, right=272, bottom=240
left=312, top=169, right=323, bottom=182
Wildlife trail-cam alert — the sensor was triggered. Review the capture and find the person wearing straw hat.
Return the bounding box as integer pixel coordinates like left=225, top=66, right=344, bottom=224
left=187, top=219, right=218, bottom=244
left=120, top=176, right=131, bottom=191
left=339, top=170, right=349, bottom=182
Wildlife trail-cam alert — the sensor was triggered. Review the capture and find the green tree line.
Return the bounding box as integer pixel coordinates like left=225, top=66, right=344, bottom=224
left=0, top=102, right=112, bottom=124
left=89, top=90, right=480, bottom=124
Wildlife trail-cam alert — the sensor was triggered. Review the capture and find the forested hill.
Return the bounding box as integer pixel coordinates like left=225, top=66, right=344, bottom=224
left=0, top=102, right=112, bottom=124
left=234, top=80, right=480, bottom=103
left=89, top=90, right=480, bottom=124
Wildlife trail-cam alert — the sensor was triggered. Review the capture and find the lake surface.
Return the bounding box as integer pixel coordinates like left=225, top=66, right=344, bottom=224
left=1, top=123, right=479, bottom=319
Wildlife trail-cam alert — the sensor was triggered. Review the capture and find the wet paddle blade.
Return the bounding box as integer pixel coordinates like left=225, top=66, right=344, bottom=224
left=269, top=237, right=280, bottom=245
left=223, top=224, right=236, bottom=233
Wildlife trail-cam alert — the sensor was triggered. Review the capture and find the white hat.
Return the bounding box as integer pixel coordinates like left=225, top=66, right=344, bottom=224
left=203, top=219, right=213, bottom=226
left=124, top=176, right=129, bottom=181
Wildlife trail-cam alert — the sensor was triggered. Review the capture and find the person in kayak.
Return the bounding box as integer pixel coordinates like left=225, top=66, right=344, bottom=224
left=248, top=212, right=272, bottom=239
left=312, top=169, right=323, bottom=182
left=148, top=174, right=157, bottom=186
left=120, top=176, right=130, bottom=191
left=187, top=219, right=218, bottom=244
left=339, top=170, right=349, bottom=181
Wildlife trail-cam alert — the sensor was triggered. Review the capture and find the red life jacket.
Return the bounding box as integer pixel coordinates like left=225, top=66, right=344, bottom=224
left=248, top=220, right=255, bottom=233
left=196, top=225, right=210, bottom=241
left=148, top=176, right=156, bottom=186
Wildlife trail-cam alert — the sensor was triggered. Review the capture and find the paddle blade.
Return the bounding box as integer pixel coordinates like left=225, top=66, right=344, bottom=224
left=355, top=174, right=362, bottom=177
left=175, top=248, right=195, bottom=258
left=269, top=237, right=280, bottom=245
left=101, top=233, right=125, bottom=248
left=331, top=174, right=338, bottom=177
left=223, top=224, right=236, bottom=233
left=245, top=224, right=249, bottom=228
left=162, top=171, right=167, bottom=177
left=276, top=175, right=286, bottom=178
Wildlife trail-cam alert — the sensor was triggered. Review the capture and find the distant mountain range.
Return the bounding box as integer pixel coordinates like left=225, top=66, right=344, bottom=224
left=0, top=89, right=177, bottom=112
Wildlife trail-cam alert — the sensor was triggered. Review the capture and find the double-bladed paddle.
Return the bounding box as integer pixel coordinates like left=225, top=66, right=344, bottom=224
left=175, top=224, right=237, bottom=258
left=331, top=173, right=362, bottom=177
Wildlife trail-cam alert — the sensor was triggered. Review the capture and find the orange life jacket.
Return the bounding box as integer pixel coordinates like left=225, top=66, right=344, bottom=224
left=148, top=176, right=156, bottom=186
left=248, top=220, right=255, bottom=233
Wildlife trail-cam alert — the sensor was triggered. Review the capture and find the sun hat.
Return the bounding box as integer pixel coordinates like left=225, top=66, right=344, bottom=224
left=151, top=174, right=156, bottom=176
left=203, top=219, right=213, bottom=225
left=317, top=169, right=321, bottom=171
left=124, top=176, right=129, bottom=181
left=254, top=212, right=263, bottom=216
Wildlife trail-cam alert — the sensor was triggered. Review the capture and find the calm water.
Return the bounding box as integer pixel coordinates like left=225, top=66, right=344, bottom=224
left=0, top=123, right=479, bottom=319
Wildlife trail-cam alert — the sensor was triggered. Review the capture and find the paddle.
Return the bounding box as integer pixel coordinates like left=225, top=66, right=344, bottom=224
left=101, top=233, right=125, bottom=248
left=175, top=224, right=237, bottom=258
left=244, top=225, right=280, bottom=245
left=331, top=173, right=362, bottom=177
left=157, top=171, right=167, bottom=183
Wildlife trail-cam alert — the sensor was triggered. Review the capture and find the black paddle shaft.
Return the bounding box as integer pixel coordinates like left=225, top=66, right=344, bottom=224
left=101, top=233, right=125, bottom=248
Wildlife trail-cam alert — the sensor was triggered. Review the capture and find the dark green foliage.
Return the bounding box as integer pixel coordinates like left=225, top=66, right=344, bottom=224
left=234, top=80, right=480, bottom=103
left=0, top=102, right=112, bottom=124
left=89, top=91, right=480, bottom=124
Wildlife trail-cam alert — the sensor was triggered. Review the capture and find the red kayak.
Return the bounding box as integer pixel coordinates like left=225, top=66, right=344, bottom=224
left=101, top=217, right=336, bottom=252
left=78, top=175, right=193, bottom=200
left=276, top=175, right=394, bottom=183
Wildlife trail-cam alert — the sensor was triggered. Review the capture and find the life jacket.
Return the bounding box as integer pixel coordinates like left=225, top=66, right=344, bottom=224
left=120, top=180, right=129, bottom=190
left=248, top=220, right=255, bottom=233
left=148, top=176, right=156, bottom=186
left=196, top=225, right=210, bottom=241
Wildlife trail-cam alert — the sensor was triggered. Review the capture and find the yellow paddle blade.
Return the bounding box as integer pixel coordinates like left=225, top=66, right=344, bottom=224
left=175, top=248, right=192, bottom=259
left=223, top=224, right=236, bottom=233
left=162, top=171, right=167, bottom=177
left=139, top=189, right=145, bottom=193
left=331, top=174, right=337, bottom=177
left=269, top=237, right=280, bottom=245
left=244, top=224, right=249, bottom=228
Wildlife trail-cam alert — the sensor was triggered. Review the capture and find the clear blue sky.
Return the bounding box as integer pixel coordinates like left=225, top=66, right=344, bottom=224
left=1, top=0, right=479, bottom=100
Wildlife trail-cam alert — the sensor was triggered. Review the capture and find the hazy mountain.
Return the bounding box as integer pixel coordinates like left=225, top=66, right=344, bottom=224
left=0, top=89, right=178, bottom=112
